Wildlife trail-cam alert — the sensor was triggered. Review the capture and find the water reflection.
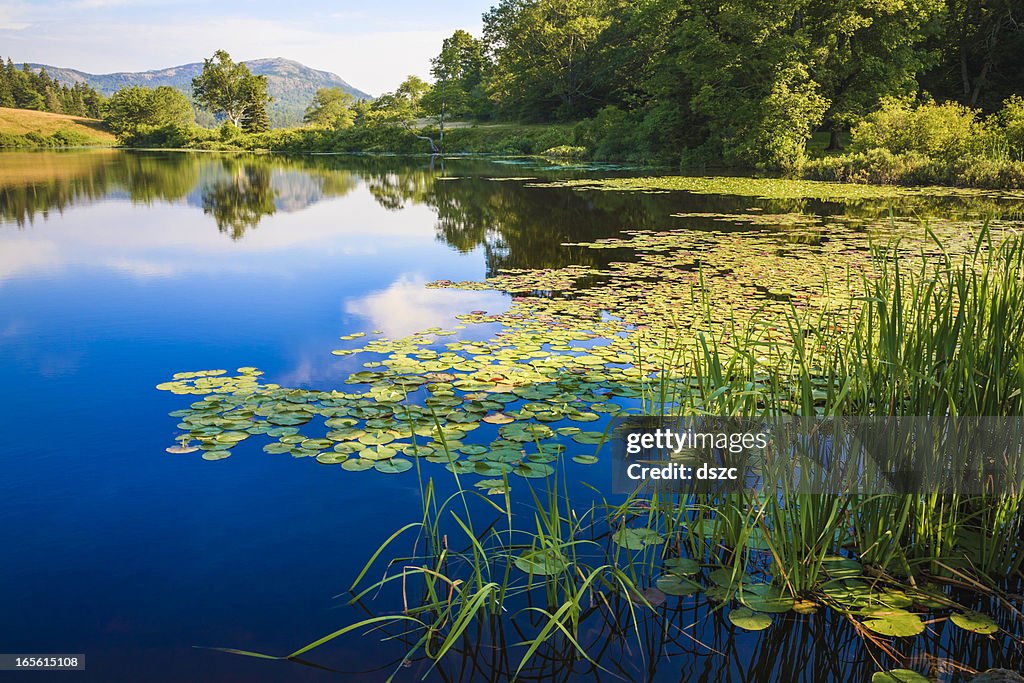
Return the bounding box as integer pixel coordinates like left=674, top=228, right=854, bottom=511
left=199, top=161, right=276, bottom=239
left=1, top=151, right=671, bottom=274
left=5, top=150, right=1023, bottom=279
left=344, top=274, right=507, bottom=338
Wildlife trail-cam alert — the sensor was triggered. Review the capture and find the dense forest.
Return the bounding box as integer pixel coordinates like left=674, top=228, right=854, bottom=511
left=398, top=0, right=1024, bottom=170
left=2, top=0, right=1023, bottom=184
left=0, top=57, right=104, bottom=118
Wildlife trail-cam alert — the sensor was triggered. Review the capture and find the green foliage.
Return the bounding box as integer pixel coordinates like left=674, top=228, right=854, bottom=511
left=851, top=98, right=991, bottom=162
left=735, top=69, right=828, bottom=173
left=0, top=128, right=102, bottom=148
left=0, top=56, right=104, bottom=117
left=998, top=95, right=1024, bottom=157
left=484, top=0, right=613, bottom=121
left=192, top=50, right=272, bottom=131
left=540, top=145, right=586, bottom=159
left=103, top=85, right=194, bottom=140
left=920, top=0, right=1024, bottom=111
left=303, top=87, right=357, bottom=129
left=421, top=30, right=487, bottom=129
left=367, top=75, right=430, bottom=127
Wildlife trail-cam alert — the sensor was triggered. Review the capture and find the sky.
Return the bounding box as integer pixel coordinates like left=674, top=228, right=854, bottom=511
left=0, top=0, right=493, bottom=95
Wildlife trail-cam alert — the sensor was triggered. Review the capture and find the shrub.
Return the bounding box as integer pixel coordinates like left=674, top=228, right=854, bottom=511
left=851, top=99, right=992, bottom=162
left=997, top=95, right=1024, bottom=159
left=540, top=145, right=586, bottom=159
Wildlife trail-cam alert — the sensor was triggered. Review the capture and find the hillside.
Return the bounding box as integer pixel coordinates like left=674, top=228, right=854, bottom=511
left=0, top=107, right=116, bottom=146
left=27, top=57, right=373, bottom=128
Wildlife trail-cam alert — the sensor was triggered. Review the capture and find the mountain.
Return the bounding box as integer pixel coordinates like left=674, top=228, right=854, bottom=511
left=25, top=58, right=372, bottom=128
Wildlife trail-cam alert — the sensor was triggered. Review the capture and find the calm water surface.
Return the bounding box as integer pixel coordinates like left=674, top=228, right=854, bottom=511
left=0, top=150, right=1019, bottom=682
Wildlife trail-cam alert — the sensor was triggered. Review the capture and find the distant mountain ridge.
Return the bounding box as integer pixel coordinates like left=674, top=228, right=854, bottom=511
left=25, top=57, right=372, bottom=128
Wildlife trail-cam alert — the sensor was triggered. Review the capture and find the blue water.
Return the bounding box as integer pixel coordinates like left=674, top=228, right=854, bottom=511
left=2, top=150, right=1021, bottom=682
left=0, top=151, right=643, bottom=681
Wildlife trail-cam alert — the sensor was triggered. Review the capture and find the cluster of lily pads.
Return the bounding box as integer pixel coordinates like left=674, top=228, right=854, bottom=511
left=643, top=553, right=999, bottom=635
left=159, top=211, right=1006, bottom=482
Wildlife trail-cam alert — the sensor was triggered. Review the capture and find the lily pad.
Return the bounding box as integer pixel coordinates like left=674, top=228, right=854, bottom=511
left=664, top=558, right=700, bottom=575
left=655, top=575, right=702, bottom=596
left=861, top=609, right=925, bottom=637
left=514, top=548, right=569, bottom=576
left=871, top=671, right=929, bottom=683
left=375, top=458, right=413, bottom=474
left=341, top=458, right=375, bottom=472
left=512, top=462, right=555, bottom=478
left=729, top=607, right=773, bottom=631
left=612, top=527, right=664, bottom=550
left=949, top=611, right=998, bottom=635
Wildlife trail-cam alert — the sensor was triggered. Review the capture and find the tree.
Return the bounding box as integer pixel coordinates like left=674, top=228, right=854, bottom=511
left=807, top=0, right=945, bottom=149
left=369, top=76, right=438, bottom=151
left=421, top=30, right=487, bottom=146
left=369, top=75, right=430, bottom=126
left=303, top=87, right=357, bottom=128
left=191, top=50, right=272, bottom=130
left=104, top=85, right=194, bottom=137
left=921, top=0, right=1024, bottom=111
left=483, top=0, right=614, bottom=120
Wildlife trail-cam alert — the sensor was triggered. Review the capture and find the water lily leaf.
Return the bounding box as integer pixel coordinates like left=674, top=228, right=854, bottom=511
left=572, top=431, right=606, bottom=445
left=500, top=423, right=555, bottom=442
left=474, top=479, right=510, bottom=495
left=613, top=527, right=664, bottom=550
left=358, top=432, right=396, bottom=446
left=166, top=445, right=199, bottom=454
left=316, top=453, right=348, bottom=464
left=514, top=548, right=569, bottom=576
left=655, top=575, right=702, bottom=596
left=512, top=462, right=554, bottom=478
left=861, top=610, right=925, bottom=637
left=740, top=586, right=795, bottom=614
left=822, top=556, right=863, bottom=579
left=949, top=611, right=998, bottom=634
left=358, top=446, right=398, bottom=461
left=263, top=443, right=293, bottom=454
left=572, top=455, right=598, bottom=465
left=871, top=670, right=929, bottom=683
left=341, top=458, right=375, bottom=472
left=202, top=451, right=231, bottom=460
left=446, top=460, right=478, bottom=474
left=709, top=568, right=749, bottom=588
left=729, top=607, right=773, bottom=631
left=664, top=558, right=700, bottom=575
left=215, top=431, right=249, bottom=443
left=375, top=458, right=413, bottom=474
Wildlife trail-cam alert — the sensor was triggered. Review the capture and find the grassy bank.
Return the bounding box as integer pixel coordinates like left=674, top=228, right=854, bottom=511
left=0, top=107, right=117, bottom=148
left=120, top=120, right=582, bottom=158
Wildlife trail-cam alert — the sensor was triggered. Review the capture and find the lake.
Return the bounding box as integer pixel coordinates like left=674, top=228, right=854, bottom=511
left=1, top=150, right=1021, bottom=682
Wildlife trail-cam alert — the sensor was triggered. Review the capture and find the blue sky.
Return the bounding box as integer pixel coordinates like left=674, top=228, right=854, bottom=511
left=0, top=0, right=493, bottom=95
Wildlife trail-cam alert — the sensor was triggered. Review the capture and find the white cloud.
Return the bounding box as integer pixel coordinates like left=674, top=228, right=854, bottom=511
left=0, top=239, right=61, bottom=282
left=345, top=274, right=507, bottom=338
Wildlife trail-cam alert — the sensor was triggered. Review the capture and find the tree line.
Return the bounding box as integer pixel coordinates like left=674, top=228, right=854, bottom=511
left=361, top=0, right=1022, bottom=169
left=0, top=58, right=104, bottom=118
